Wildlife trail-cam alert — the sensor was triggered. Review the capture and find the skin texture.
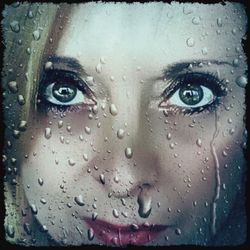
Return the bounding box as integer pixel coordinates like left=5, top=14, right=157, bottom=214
left=14, top=2, right=246, bottom=246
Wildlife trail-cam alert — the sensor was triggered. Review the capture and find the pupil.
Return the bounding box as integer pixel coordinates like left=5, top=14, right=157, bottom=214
left=52, top=83, right=77, bottom=103
left=179, top=84, right=203, bottom=105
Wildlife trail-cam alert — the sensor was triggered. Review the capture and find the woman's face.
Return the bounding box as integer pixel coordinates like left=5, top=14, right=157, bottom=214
left=19, top=2, right=246, bottom=246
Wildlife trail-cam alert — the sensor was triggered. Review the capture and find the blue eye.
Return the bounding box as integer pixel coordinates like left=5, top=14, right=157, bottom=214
left=159, top=72, right=227, bottom=114
left=38, top=70, right=96, bottom=110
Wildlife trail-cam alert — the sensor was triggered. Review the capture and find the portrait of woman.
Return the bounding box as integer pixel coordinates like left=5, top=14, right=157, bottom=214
left=2, top=2, right=247, bottom=246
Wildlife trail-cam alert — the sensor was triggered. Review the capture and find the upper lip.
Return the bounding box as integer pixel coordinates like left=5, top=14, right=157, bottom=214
left=83, top=217, right=170, bottom=246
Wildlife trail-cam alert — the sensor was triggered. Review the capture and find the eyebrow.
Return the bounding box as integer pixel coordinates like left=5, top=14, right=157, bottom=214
left=161, top=59, right=232, bottom=80
left=46, top=55, right=86, bottom=75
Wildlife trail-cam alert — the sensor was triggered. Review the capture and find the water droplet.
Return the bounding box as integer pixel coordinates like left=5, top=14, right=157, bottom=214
left=92, top=212, right=98, bottom=220
left=68, top=158, right=75, bottom=166
left=183, top=6, right=193, bottom=15
left=27, top=10, right=34, bottom=18
left=131, top=224, right=139, bottom=231
left=186, top=37, right=195, bottom=47
left=92, top=105, right=98, bottom=114
left=23, top=222, right=31, bottom=235
left=44, top=127, right=52, bottom=139
left=8, top=81, right=18, bottom=93
left=114, top=175, right=119, bottom=183
left=88, top=228, right=94, bottom=240
left=18, top=120, right=27, bottom=131
left=117, top=129, right=125, bottom=139
left=13, top=130, right=20, bottom=139
left=112, top=209, right=119, bottom=218
left=99, top=174, right=105, bottom=184
left=175, top=228, right=182, bottom=235
left=110, top=76, right=115, bottom=81
left=6, top=224, right=15, bottom=238
left=30, top=204, right=38, bottom=214
left=222, top=150, right=228, bottom=157
left=95, top=63, right=102, bottom=73
left=17, top=95, right=25, bottom=105
left=229, top=128, right=235, bottom=135
left=40, top=198, right=46, bottom=204
left=84, top=126, right=91, bottom=134
left=217, top=18, right=222, bottom=27
left=38, top=178, right=43, bottom=186
left=125, top=147, right=133, bottom=159
left=137, top=186, right=152, bottom=218
left=166, top=133, right=172, bottom=140
left=60, top=136, right=64, bottom=143
left=121, top=198, right=126, bottom=206
left=110, top=103, right=118, bottom=116
left=45, top=61, right=53, bottom=70
left=10, top=20, right=20, bottom=32
left=169, top=143, right=174, bottom=149
left=201, top=47, right=208, bottom=55
left=196, top=138, right=202, bottom=147
left=83, top=153, right=88, bottom=161
left=32, top=30, right=40, bottom=41
left=233, top=59, right=239, bottom=67
left=192, top=16, right=201, bottom=25
left=227, top=118, right=232, bottom=124
left=236, top=75, right=247, bottom=88
left=74, top=195, right=85, bottom=206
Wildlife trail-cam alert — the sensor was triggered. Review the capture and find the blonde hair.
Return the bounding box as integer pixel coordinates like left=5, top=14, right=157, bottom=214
left=2, top=3, right=70, bottom=245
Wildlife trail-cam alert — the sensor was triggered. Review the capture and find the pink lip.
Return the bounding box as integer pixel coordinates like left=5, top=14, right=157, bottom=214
left=83, top=217, right=169, bottom=246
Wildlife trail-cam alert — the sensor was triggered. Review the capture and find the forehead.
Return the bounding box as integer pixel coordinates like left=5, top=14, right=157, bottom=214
left=56, top=2, right=246, bottom=66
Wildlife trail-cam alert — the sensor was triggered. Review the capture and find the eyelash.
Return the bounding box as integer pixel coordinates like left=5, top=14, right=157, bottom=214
left=160, top=71, right=227, bottom=115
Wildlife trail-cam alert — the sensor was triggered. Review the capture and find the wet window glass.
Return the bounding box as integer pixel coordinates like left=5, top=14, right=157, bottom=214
left=2, top=2, right=247, bottom=247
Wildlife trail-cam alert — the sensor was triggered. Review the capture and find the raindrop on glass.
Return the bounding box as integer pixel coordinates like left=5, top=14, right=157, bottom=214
left=7, top=81, right=18, bottom=93
left=175, top=228, right=182, bottom=235
left=10, top=20, right=20, bottom=33
left=112, top=209, right=119, bottom=218
left=84, top=126, right=91, bottom=134
left=19, top=120, right=27, bottom=131
left=196, top=138, right=202, bottom=147
left=44, top=127, right=52, bottom=139
left=100, top=174, right=105, bottom=184
left=68, top=158, right=75, bottom=166
left=38, top=178, right=43, bottom=186
left=30, top=204, right=38, bottom=214
left=88, top=228, right=95, bottom=241
left=186, top=37, right=195, bottom=47
left=125, top=147, right=133, bottom=159
left=32, top=30, right=40, bottom=41
left=110, top=103, right=118, bottom=116
left=17, top=95, right=25, bottom=105
left=192, top=16, right=201, bottom=25
left=217, top=18, right=222, bottom=27
left=83, top=153, right=88, bottom=161
left=6, top=224, right=15, bottom=238
left=236, top=75, right=247, bottom=88
left=117, top=129, right=125, bottom=139
left=74, top=195, right=85, bottom=206
left=95, top=63, right=102, bottom=73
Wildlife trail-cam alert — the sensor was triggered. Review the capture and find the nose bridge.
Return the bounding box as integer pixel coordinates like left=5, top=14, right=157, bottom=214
left=110, top=79, right=141, bottom=141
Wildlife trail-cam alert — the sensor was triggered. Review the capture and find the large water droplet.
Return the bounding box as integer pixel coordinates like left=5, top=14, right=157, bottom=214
left=13, top=130, right=20, bottom=139
left=166, top=133, right=172, bottom=140
left=110, top=104, right=118, bottom=116
left=175, top=228, right=182, bottom=235
left=137, top=186, right=152, bottom=218
left=236, top=75, right=247, bottom=88
left=68, top=158, right=75, bottom=166
left=44, top=127, right=52, bottom=139
left=45, top=61, right=53, bottom=71
left=95, top=63, right=102, bottom=73
left=23, top=222, right=31, bottom=235
left=83, top=153, right=88, bottom=161
left=74, top=195, right=85, bottom=206
left=192, top=16, right=201, bottom=25
left=117, top=129, right=125, bottom=139
left=8, top=81, right=18, bottom=93
left=88, top=228, right=95, bottom=240
left=99, top=174, right=105, bottom=184
left=32, top=30, right=40, bottom=41
left=17, top=95, right=25, bottom=105
left=38, top=178, right=43, bottom=186
left=125, top=147, right=133, bottom=159
left=196, top=138, right=202, bottom=147
left=27, top=10, right=34, bottom=18
left=84, top=126, right=91, bottom=134
left=30, top=204, right=38, bottom=214
left=112, top=209, right=119, bottom=218
left=186, top=37, right=195, bottom=47
left=10, top=20, right=20, bottom=32
left=18, top=120, right=27, bottom=131
left=6, top=224, right=15, bottom=238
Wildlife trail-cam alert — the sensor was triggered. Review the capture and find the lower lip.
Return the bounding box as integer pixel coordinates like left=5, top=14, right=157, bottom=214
left=83, top=217, right=169, bottom=246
